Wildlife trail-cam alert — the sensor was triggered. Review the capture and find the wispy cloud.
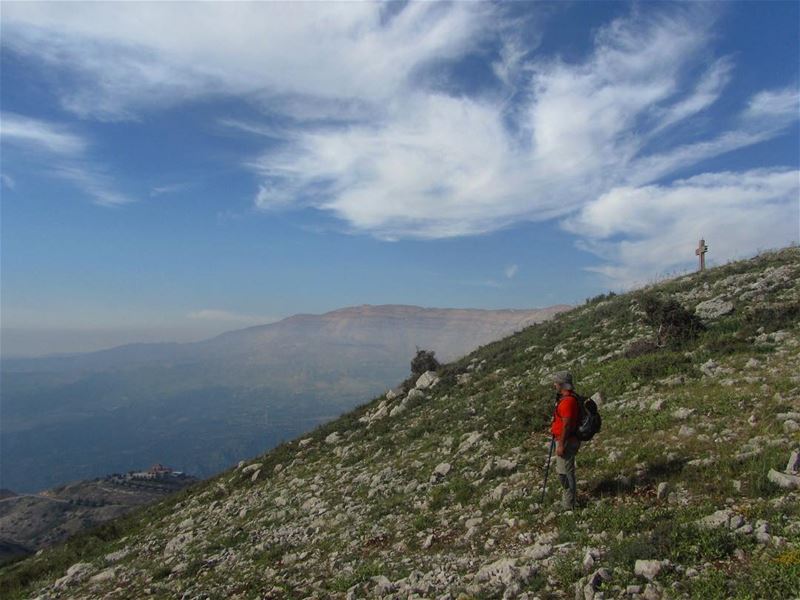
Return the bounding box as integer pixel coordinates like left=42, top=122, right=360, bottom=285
left=504, top=264, right=519, bottom=279
left=149, top=182, right=190, bottom=197
left=1, top=173, right=15, bottom=189
left=1, top=2, right=492, bottom=121
left=1, top=113, right=86, bottom=155
left=0, top=112, right=132, bottom=205
left=186, top=309, right=276, bottom=325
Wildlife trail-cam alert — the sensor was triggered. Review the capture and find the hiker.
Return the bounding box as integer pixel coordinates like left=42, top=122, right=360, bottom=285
left=551, top=371, right=580, bottom=510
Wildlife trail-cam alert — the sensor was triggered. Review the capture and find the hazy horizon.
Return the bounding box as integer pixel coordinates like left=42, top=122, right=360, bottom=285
left=1, top=303, right=570, bottom=358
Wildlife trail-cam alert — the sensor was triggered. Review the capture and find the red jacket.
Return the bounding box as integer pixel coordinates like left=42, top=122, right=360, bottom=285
left=551, top=390, right=579, bottom=441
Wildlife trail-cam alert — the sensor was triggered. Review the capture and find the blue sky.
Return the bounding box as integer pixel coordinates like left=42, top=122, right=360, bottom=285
left=1, top=1, right=798, bottom=356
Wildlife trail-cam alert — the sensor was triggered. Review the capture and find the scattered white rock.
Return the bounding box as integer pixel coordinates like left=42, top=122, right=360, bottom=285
left=104, top=549, right=130, bottom=564
left=430, top=462, right=451, bottom=483
left=787, top=449, right=800, bottom=474
left=325, top=432, right=341, bottom=444
left=457, top=432, right=482, bottom=454
left=695, top=298, right=735, bottom=319
left=164, top=532, right=194, bottom=557
left=745, top=358, right=761, bottom=369
left=241, top=463, right=262, bottom=475
left=407, top=388, right=425, bottom=401
left=89, top=568, right=116, bottom=585
left=768, top=469, right=800, bottom=490
left=416, top=371, right=439, bottom=390
left=672, top=407, right=695, bottom=420
left=634, top=559, right=663, bottom=581
left=54, top=563, right=93, bottom=589
left=656, top=482, right=670, bottom=500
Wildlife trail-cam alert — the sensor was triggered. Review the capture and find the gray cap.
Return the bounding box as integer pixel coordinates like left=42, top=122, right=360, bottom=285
left=552, top=371, right=574, bottom=390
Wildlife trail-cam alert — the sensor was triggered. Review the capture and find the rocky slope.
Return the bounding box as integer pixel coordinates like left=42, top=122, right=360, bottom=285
left=2, top=248, right=799, bottom=599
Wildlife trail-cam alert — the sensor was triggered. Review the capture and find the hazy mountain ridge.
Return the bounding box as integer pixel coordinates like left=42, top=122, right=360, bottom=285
left=1, top=305, right=567, bottom=492
left=3, top=248, right=798, bottom=599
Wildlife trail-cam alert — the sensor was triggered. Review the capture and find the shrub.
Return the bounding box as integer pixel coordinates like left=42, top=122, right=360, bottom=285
left=623, top=338, right=660, bottom=358
left=410, top=349, right=440, bottom=376
left=744, top=302, right=800, bottom=332
left=638, top=293, right=705, bottom=346
left=402, top=349, right=441, bottom=391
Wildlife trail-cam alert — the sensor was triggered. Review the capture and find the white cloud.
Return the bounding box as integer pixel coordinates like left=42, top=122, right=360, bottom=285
left=745, top=87, right=800, bottom=119
left=566, top=168, right=800, bottom=286
left=1, top=2, right=492, bottom=120
left=651, top=58, right=732, bottom=133
left=0, top=112, right=86, bottom=155
left=250, top=8, right=796, bottom=242
left=150, top=182, right=190, bottom=197
left=1, top=173, right=15, bottom=189
left=0, top=112, right=132, bottom=206
left=504, top=264, right=519, bottom=279
left=186, top=309, right=275, bottom=325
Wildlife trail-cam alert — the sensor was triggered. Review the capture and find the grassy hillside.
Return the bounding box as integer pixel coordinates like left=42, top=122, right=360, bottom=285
left=2, top=248, right=799, bottom=599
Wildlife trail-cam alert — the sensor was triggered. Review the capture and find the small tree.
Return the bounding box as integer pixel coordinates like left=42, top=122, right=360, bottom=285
left=639, top=293, right=705, bottom=347
left=410, top=348, right=440, bottom=377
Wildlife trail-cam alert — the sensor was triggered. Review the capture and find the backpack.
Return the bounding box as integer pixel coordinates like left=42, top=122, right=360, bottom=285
left=575, top=394, right=602, bottom=441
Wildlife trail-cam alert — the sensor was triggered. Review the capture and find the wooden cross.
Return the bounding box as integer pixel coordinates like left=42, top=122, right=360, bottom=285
left=695, top=238, right=709, bottom=271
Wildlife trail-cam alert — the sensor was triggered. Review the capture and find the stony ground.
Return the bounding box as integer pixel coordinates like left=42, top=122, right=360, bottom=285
left=2, top=248, right=799, bottom=600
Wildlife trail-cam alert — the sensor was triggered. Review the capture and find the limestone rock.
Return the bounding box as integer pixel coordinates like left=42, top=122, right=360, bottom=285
left=634, top=559, right=662, bottom=581
left=697, top=509, right=746, bottom=529
left=55, top=563, right=93, bottom=589
left=700, top=359, right=718, bottom=377
left=89, top=568, right=116, bottom=585
left=672, top=407, right=694, bottom=420
left=416, top=371, right=439, bottom=390
left=104, top=549, right=130, bottom=563
left=457, top=432, right=482, bottom=454
left=475, top=558, right=533, bottom=588
left=430, top=462, right=451, bottom=483
left=787, top=449, right=800, bottom=474
left=768, top=469, right=800, bottom=489
left=656, top=482, right=670, bottom=500
left=695, top=298, right=734, bottom=319
left=325, top=432, right=342, bottom=444
left=164, top=532, right=194, bottom=557
left=407, top=388, right=425, bottom=401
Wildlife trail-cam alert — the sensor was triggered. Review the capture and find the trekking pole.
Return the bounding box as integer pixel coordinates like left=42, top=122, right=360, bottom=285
left=540, top=436, right=555, bottom=505
left=539, top=392, right=559, bottom=505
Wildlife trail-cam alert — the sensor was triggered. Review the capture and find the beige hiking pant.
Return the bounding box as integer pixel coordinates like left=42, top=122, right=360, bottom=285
left=555, top=440, right=580, bottom=509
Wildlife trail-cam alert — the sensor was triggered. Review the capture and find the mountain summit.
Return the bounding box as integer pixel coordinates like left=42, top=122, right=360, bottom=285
left=3, top=249, right=799, bottom=598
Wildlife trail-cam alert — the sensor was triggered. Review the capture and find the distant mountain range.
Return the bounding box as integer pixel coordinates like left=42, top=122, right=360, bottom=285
left=1, top=304, right=568, bottom=492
